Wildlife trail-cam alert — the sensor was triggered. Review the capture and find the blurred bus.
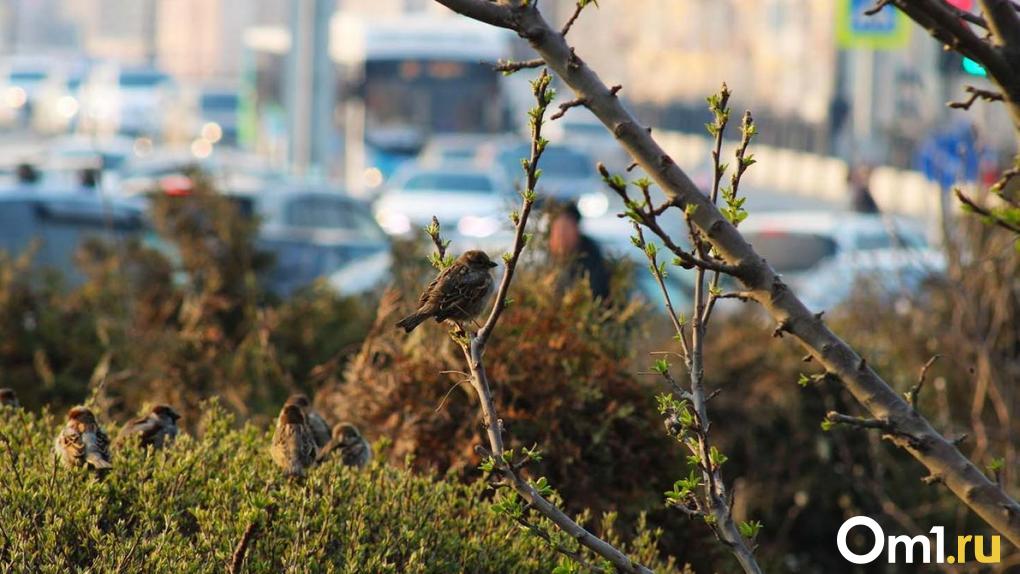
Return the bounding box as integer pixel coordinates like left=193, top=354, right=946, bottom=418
left=245, top=14, right=515, bottom=195
left=332, top=14, right=514, bottom=193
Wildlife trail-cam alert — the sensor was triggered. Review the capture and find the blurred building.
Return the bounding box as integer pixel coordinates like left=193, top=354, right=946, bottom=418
left=1, top=0, right=79, bottom=53
left=547, top=0, right=1012, bottom=164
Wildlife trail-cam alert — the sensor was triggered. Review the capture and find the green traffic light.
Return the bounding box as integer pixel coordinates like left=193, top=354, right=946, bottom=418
left=962, top=57, right=988, bottom=76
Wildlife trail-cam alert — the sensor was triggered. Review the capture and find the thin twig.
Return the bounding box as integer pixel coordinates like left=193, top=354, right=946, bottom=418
left=955, top=187, right=1020, bottom=234
left=494, top=58, right=544, bottom=74
left=948, top=86, right=1004, bottom=110
left=908, top=355, right=941, bottom=411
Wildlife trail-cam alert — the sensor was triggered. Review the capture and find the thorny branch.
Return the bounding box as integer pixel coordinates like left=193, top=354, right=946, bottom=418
left=435, top=0, right=1020, bottom=548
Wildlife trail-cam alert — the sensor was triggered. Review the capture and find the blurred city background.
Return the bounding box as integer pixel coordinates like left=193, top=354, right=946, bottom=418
left=0, top=0, right=1010, bottom=302
left=2, top=3, right=1018, bottom=569
left=0, top=0, right=1007, bottom=295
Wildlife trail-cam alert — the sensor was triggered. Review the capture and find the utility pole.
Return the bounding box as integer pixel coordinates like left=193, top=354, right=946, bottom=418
left=286, top=0, right=334, bottom=176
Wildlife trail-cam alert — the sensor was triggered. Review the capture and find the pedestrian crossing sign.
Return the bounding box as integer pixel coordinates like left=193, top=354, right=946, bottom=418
left=837, top=0, right=911, bottom=50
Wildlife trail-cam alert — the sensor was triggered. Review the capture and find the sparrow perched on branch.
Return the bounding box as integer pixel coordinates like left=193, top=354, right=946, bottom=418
left=283, top=393, right=331, bottom=449
left=0, top=388, right=18, bottom=408
left=118, top=404, right=180, bottom=449
left=396, top=250, right=498, bottom=333
left=320, top=422, right=372, bottom=469
left=55, top=406, right=112, bottom=470
left=270, top=404, right=318, bottom=478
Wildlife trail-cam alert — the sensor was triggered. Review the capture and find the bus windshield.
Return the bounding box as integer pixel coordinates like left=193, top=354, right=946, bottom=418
left=363, top=59, right=504, bottom=138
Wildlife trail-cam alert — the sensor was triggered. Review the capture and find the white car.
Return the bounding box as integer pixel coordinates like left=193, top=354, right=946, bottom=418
left=738, top=211, right=945, bottom=312
left=373, top=164, right=514, bottom=249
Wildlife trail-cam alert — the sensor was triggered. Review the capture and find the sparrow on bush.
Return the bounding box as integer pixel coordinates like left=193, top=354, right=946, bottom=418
left=284, top=393, right=331, bottom=448
left=271, top=404, right=317, bottom=478
left=320, top=422, right=372, bottom=469
left=118, top=404, right=181, bottom=449
left=54, top=406, right=112, bottom=470
left=0, top=388, right=18, bottom=408
left=396, top=250, right=498, bottom=333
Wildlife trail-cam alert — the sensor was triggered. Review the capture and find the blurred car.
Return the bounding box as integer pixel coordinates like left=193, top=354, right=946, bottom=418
left=196, top=87, right=240, bottom=146
left=146, top=178, right=392, bottom=297
left=373, top=164, right=513, bottom=247
left=739, top=211, right=944, bottom=312
left=0, top=57, right=54, bottom=127
left=495, top=142, right=600, bottom=201
left=114, top=148, right=285, bottom=197
left=418, top=133, right=521, bottom=167
left=78, top=65, right=176, bottom=137
left=252, top=185, right=393, bottom=296
left=544, top=108, right=631, bottom=173
left=0, top=186, right=145, bottom=284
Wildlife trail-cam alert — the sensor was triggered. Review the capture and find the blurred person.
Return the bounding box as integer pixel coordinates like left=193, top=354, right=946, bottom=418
left=15, top=163, right=40, bottom=187
left=78, top=168, right=100, bottom=193
left=848, top=164, right=879, bottom=214
left=549, top=201, right=610, bottom=300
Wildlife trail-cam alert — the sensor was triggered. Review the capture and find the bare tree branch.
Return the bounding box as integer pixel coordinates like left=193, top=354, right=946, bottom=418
left=435, top=0, right=1020, bottom=546
left=947, top=86, right=1005, bottom=110
left=443, top=70, right=655, bottom=574
left=889, top=0, right=1020, bottom=137
left=495, top=58, right=545, bottom=74
left=955, top=187, right=1020, bottom=234
left=908, top=355, right=941, bottom=411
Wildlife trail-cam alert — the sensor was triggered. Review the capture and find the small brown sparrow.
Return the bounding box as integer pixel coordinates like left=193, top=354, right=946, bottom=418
left=270, top=404, right=317, bottom=478
left=118, top=404, right=180, bottom=449
left=397, top=250, right=497, bottom=332
left=320, top=422, right=372, bottom=469
left=55, top=406, right=112, bottom=470
left=284, top=393, right=331, bottom=449
left=0, top=388, right=18, bottom=408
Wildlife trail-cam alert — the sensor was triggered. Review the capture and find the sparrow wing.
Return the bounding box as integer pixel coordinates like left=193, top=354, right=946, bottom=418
left=85, top=428, right=112, bottom=469
left=418, top=264, right=457, bottom=308
left=433, top=266, right=489, bottom=317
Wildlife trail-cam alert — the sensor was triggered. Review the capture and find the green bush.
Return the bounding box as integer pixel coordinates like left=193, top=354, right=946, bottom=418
left=0, top=403, right=680, bottom=573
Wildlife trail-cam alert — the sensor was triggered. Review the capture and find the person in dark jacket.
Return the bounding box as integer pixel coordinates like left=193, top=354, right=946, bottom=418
left=848, top=164, right=879, bottom=214
left=548, top=201, right=610, bottom=300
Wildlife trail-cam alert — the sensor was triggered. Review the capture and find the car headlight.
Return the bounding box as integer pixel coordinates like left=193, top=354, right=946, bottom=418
left=578, top=191, right=610, bottom=218
left=376, top=210, right=411, bottom=235
left=4, top=87, right=26, bottom=109
left=458, top=215, right=500, bottom=238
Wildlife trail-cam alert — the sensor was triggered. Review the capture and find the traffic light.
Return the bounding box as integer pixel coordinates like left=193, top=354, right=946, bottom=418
left=962, top=57, right=988, bottom=76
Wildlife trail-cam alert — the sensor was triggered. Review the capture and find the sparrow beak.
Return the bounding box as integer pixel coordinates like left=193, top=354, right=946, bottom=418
left=487, top=261, right=498, bottom=268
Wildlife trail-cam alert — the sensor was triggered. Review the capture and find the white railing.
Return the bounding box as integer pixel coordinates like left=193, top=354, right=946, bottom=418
left=656, top=131, right=942, bottom=221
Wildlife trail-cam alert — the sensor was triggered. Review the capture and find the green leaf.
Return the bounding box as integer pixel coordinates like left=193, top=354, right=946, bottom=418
left=738, top=520, right=763, bottom=539
left=652, top=358, right=670, bottom=375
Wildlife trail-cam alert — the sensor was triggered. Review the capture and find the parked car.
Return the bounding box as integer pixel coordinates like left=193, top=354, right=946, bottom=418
left=78, top=65, right=176, bottom=137
left=0, top=187, right=146, bottom=284
left=251, top=185, right=393, bottom=296
left=418, top=133, right=521, bottom=167
left=373, top=163, right=514, bottom=248
left=494, top=142, right=600, bottom=201
left=738, top=211, right=944, bottom=312
left=146, top=178, right=392, bottom=297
